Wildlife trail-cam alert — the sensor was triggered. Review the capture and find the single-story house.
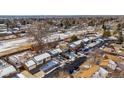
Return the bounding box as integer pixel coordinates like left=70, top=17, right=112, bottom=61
left=92, top=67, right=108, bottom=78
left=48, top=48, right=62, bottom=57
left=33, top=53, right=51, bottom=65
left=0, top=66, right=17, bottom=78
left=24, top=60, right=36, bottom=71
left=62, top=52, right=77, bottom=61
left=73, top=65, right=100, bottom=78
left=69, top=40, right=83, bottom=51
left=74, top=64, right=108, bottom=78
left=100, top=59, right=117, bottom=71
left=82, top=38, right=90, bottom=43
left=0, top=59, right=17, bottom=78
left=40, top=60, right=60, bottom=73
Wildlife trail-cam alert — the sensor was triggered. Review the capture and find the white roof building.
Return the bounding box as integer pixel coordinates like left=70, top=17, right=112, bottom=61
left=0, top=65, right=17, bottom=78
left=92, top=67, right=108, bottom=78
left=34, top=53, right=51, bottom=65
left=0, top=59, right=17, bottom=77
left=16, top=73, right=26, bottom=78
left=100, top=59, right=117, bottom=70
left=108, top=60, right=117, bottom=70
left=49, top=48, right=62, bottom=56
left=73, top=40, right=82, bottom=46
left=83, top=38, right=90, bottom=43
left=24, top=60, right=36, bottom=70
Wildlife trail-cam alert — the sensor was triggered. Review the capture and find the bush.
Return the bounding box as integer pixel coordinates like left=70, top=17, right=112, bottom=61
left=70, top=35, right=79, bottom=42
left=103, top=30, right=111, bottom=37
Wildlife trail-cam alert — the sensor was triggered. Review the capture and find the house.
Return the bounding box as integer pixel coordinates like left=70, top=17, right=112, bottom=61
left=87, top=42, right=97, bottom=48
left=58, top=42, right=69, bottom=52
left=101, top=47, right=112, bottom=53
left=39, top=60, right=60, bottom=73
left=74, top=65, right=108, bottom=78
left=0, top=24, right=7, bottom=35
left=23, top=60, right=36, bottom=71
left=48, top=48, right=62, bottom=57
left=69, top=40, right=83, bottom=51
left=8, top=55, right=22, bottom=68
left=92, top=67, right=108, bottom=78
left=116, top=62, right=124, bottom=70
left=62, top=52, right=77, bottom=61
left=82, top=38, right=90, bottom=43
left=108, top=36, right=118, bottom=42
left=104, top=54, right=123, bottom=63
left=16, top=73, right=26, bottom=78
left=33, top=53, right=51, bottom=65
left=73, top=40, right=83, bottom=47
left=7, top=50, right=36, bottom=69
left=0, top=59, right=17, bottom=78
left=73, top=65, right=100, bottom=78
left=69, top=43, right=77, bottom=51
left=100, top=59, right=117, bottom=71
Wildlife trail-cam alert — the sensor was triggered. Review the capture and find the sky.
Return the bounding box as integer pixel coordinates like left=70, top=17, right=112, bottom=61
left=0, top=0, right=124, bottom=15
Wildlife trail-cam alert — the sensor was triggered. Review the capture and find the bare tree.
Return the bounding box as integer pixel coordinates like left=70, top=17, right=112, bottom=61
left=28, top=21, right=47, bottom=52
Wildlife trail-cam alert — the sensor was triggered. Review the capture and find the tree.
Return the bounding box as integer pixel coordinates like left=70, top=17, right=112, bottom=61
left=102, top=30, right=111, bottom=37
left=117, top=23, right=122, bottom=31
left=88, top=20, right=95, bottom=26
left=117, top=31, right=123, bottom=44
left=116, top=23, right=123, bottom=44
left=70, top=35, right=79, bottom=42
left=113, top=30, right=118, bottom=36
left=28, top=22, right=47, bottom=52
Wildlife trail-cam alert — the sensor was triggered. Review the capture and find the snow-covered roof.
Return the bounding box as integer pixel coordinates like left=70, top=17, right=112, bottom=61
left=49, top=48, right=62, bottom=55
left=56, top=48, right=62, bottom=53
left=40, top=60, right=59, bottom=72
left=69, top=43, right=76, bottom=48
left=34, top=53, right=51, bottom=62
left=83, top=38, right=89, bottom=42
left=87, top=42, right=97, bottom=48
left=108, top=36, right=117, bottom=40
left=17, top=73, right=26, bottom=78
left=25, top=60, right=36, bottom=67
left=0, top=66, right=17, bottom=77
left=73, top=40, right=82, bottom=45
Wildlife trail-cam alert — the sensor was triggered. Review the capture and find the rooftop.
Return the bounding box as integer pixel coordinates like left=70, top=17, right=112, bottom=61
left=34, top=53, right=51, bottom=62
left=25, top=60, right=36, bottom=67
left=74, top=65, right=100, bottom=78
